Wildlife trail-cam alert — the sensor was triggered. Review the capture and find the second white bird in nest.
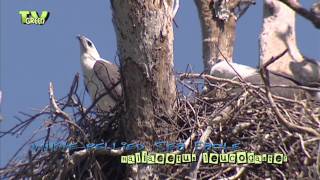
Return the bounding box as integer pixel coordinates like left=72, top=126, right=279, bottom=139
left=209, top=60, right=320, bottom=101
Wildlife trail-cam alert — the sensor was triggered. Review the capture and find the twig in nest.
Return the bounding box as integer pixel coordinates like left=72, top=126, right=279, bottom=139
left=172, top=132, right=196, bottom=154
left=49, top=82, right=72, bottom=121
left=49, top=82, right=90, bottom=143
left=298, top=134, right=311, bottom=159
left=227, top=166, right=247, bottom=180
left=261, top=49, right=288, bottom=69
left=188, top=91, right=249, bottom=178
left=259, top=55, right=320, bottom=138
left=317, top=142, right=320, bottom=176
left=216, top=45, right=246, bottom=83
left=57, top=147, right=125, bottom=179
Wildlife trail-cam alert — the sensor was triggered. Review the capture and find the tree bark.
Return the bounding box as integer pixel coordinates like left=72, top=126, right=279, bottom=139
left=111, top=0, right=176, bottom=178
left=260, top=0, right=320, bottom=87
left=194, top=0, right=239, bottom=73
left=278, top=0, right=320, bottom=29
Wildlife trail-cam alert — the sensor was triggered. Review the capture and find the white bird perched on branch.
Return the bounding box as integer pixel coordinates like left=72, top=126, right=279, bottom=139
left=77, top=35, right=122, bottom=112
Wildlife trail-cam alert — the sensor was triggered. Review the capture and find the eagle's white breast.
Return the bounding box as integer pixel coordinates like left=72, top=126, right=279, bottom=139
left=81, top=54, right=117, bottom=112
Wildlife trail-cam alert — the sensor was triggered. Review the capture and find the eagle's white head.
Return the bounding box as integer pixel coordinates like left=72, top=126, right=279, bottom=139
left=77, top=35, right=101, bottom=61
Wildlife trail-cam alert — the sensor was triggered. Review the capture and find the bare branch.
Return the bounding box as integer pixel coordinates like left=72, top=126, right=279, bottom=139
left=278, top=0, right=320, bottom=29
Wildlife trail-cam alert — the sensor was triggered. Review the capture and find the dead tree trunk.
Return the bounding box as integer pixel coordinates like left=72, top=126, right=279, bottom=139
left=260, top=0, right=320, bottom=87
left=194, top=0, right=239, bottom=73
left=111, top=0, right=176, bottom=178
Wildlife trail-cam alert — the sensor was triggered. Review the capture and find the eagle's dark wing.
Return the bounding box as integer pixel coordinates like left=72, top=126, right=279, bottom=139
left=244, top=72, right=305, bottom=99
left=93, top=60, right=122, bottom=101
left=289, top=57, right=320, bottom=87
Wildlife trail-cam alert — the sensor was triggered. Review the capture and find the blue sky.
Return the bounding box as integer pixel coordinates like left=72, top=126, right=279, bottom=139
left=0, top=0, right=319, bottom=167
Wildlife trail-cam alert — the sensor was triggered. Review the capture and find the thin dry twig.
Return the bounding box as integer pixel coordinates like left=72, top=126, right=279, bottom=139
left=260, top=57, right=320, bottom=138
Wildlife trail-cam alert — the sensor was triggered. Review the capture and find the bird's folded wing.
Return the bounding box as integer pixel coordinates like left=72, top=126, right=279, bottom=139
left=93, top=60, right=122, bottom=101
left=289, top=57, right=320, bottom=87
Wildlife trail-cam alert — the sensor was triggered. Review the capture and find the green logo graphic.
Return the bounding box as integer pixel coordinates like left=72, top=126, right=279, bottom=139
left=18, top=11, right=50, bottom=25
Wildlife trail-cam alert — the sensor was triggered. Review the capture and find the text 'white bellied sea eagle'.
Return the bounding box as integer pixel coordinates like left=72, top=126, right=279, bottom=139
left=77, top=35, right=122, bottom=112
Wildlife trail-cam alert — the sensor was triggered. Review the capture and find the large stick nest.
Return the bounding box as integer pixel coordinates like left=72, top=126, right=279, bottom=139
left=0, top=70, right=319, bottom=179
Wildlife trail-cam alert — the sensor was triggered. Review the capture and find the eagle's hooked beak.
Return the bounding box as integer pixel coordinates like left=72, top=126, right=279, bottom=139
left=76, top=34, right=83, bottom=40
left=77, top=35, right=86, bottom=52
left=76, top=34, right=85, bottom=42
